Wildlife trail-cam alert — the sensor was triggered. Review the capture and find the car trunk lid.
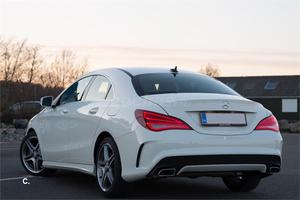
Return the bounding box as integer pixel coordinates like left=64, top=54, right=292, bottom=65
left=143, top=93, right=266, bottom=136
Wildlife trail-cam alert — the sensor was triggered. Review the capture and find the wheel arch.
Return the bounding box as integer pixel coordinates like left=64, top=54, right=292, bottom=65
left=93, top=131, right=113, bottom=164
left=26, top=127, right=36, bottom=135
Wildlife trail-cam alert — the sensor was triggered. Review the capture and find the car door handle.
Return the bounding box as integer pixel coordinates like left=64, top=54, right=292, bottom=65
left=89, top=107, right=99, bottom=114
left=62, top=109, right=69, bottom=114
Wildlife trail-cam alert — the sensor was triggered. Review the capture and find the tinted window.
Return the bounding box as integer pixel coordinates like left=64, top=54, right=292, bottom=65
left=59, top=76, right=92, bottom=105
left=9, top=103, right=20, bottom=113
left=132, top=73, right=238, bottom=96
left=85, top=76, right=112, bottom=101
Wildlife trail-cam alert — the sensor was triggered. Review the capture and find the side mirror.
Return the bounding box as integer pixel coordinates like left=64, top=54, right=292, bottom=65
left=40, top=96, right=53, bottom=107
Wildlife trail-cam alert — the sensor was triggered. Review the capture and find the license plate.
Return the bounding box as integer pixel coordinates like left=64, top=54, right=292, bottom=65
left=200, top=112, right=247, bottom=126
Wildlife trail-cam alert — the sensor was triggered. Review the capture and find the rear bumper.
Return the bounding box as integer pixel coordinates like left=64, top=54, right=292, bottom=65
left=147, top=155, right=281, bottom=178
left=116, top=128, right=283, bottom=182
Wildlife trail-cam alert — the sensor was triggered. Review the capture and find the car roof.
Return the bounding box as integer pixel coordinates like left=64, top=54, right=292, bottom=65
left=88, top=67, right=193, bottom=77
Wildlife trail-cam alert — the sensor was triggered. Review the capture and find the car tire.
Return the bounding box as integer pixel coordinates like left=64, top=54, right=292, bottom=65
left=20, top=131, right=56, bottom=176
left=222, top=174, right=261, bottom=192
left=95, top=137, right=126, bottom=197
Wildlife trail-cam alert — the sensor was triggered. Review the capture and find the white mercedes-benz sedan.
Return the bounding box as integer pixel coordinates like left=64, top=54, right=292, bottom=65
left=20, top=67, right=282, bottom=197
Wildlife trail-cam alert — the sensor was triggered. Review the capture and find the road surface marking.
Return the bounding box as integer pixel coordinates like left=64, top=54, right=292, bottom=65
left=0, top=176, right=34, bottom=182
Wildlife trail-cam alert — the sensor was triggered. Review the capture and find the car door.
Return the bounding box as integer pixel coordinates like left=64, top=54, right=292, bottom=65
left=21, top=103, right=35, bottom=120
left=38, top=76, right=93, bottom=163
left=65, top=75, right=114, bottom=164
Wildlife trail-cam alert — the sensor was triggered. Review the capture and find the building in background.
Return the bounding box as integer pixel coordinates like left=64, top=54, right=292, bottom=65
left=217, top=75, right=300, bottom=121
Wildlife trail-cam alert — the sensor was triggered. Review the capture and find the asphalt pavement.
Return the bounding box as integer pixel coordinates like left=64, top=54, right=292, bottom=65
left=1, top=134, right=299, bottom=199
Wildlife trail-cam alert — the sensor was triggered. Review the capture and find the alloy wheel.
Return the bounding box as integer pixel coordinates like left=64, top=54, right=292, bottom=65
left=97, top=143, right=115, bottom=192
left=21, top=135, right=44, bottom=173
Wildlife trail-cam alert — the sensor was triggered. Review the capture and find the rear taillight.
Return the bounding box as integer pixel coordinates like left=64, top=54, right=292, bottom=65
left=135, top=109, right=192, bottom=131
left=255, top=115, right=279, bottom=132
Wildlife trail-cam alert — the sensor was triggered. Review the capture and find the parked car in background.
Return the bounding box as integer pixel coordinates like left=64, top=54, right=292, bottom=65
left=0, top=101, right=42, bottom=128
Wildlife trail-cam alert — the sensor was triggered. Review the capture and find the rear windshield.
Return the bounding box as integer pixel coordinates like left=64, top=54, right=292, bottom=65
left=132, top=73, right=238, bottom=96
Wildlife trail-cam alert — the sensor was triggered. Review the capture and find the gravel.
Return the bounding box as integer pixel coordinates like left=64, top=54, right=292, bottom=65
left=1, top=124, right=25, bottom=142
left=279, top=120, right=300, bottom=133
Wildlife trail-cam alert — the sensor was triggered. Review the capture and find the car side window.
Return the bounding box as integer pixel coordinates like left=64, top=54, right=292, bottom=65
left=85, top=76, right=112, bottom=101
left=9, top=103, right=20, bottom=114
left=58, top=76, right=92, bottom=106
left=22, top=103, right=40, bottom=113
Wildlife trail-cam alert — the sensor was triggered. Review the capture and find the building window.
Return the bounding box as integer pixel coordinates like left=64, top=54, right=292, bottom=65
left=264, top=81, right=278, bottom=90
left=282, top=99, right=298, bottom=113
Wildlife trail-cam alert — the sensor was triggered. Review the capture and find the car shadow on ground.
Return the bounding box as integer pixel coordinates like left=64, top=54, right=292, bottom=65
left=49, top=170, right=275, bottom=199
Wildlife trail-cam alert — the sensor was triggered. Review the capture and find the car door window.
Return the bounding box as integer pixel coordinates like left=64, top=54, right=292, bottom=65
left=58, top=76, right=92, bottom=105
left=85, top=76, right=112, bottom=101
left=8, top=103, right=20, bottom=114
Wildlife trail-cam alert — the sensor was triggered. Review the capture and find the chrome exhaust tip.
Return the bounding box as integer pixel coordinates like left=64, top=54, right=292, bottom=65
left=158, top=168, right=176, bottom=177
left=269, top=166, right=280, bottom=173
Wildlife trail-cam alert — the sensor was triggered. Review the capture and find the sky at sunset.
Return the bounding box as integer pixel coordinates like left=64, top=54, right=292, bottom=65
left=1, top=0, right=299, bottom=76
